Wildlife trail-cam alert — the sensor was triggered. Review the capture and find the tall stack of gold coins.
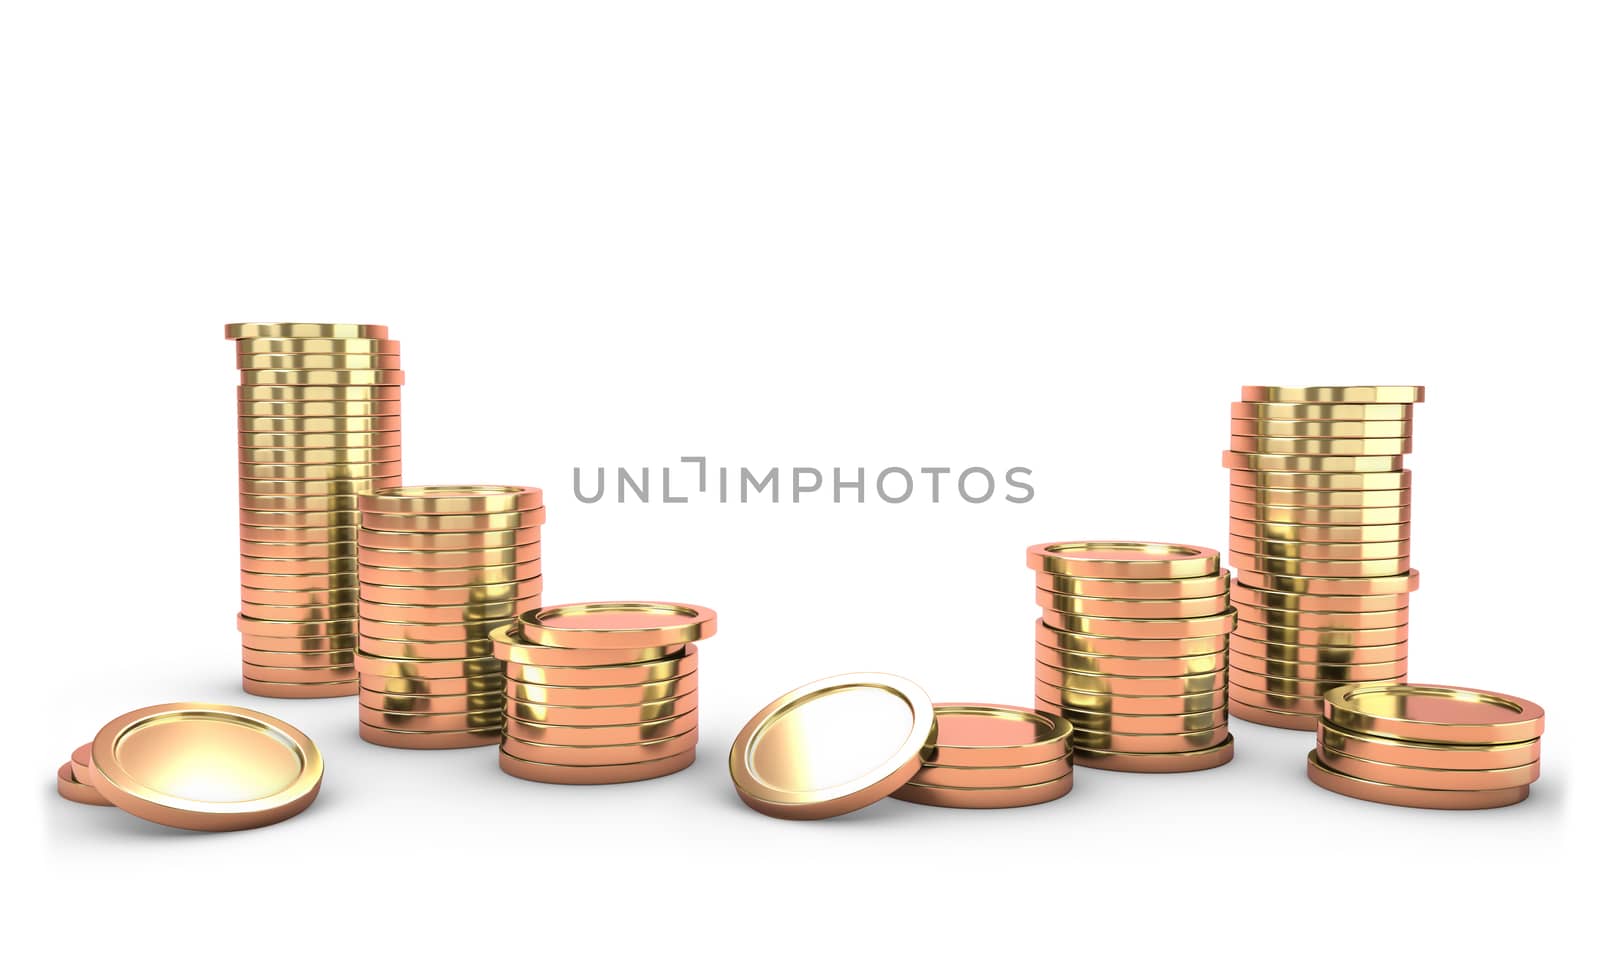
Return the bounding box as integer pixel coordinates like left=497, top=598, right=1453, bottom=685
left=228, top=323, right=404, bottom=699
left=354, top=485, right=544, bottom=748
left=1029, top=542, right=1236, bottom=773
left=492, top=602, right=712, bottom=784
left=1307, top=683, right=1543, bottom=809
left=1224, top=386, right=1423, bottom=730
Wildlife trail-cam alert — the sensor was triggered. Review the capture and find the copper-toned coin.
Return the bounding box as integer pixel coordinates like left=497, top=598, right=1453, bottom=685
left=1035, top=644, right=1226, bottom=676
left=237, top=352, right=403, bottom=371
left=518, top=601, right=717, bottom=650
left=238, top=399, right=402, bottom=418
left=1228, top=535, right=1409, bottom=561
left=358, top=688, right=503, bottom=714
left=240, top=585, right=357, bottom=609
left=239, top=445, right=401, bottom=465
left=359, top=484, right=543, bottom=515
left=1242, top=569, right=1421, bottom=596
left=358, top=560, right=542, bottom=588
left=503, top=710, right=699, bottom=746
left=504, top=674, right=699, bottom=706
left=239, top=368, right=405, bottom=386
left=242, top=664, right=357, bottom=683
left=236, top=613, right=357, bottom=638
left=238, top=428, right=401, bottom=449
left=1037, top=682, right=1228, bottom=715
left=1036, top=620, right=1229, bottom=658
left=1230, top=637, right=1407, bottom=665
left=241, top=523, right=360, bottom=544
left=1229, top=502, right=1411, bottom=525
left=1232, top=671, right=1404, bottom=700
left=1227, top=686, right=1326, bottom=714
left=241, top=647, right=356, bottom=668
left=357, top=576, right=542, bottom=607
left=359, top=509, right=545, bottom=533
left=905, top=756, right=1072, bottom=789
left=1034, top=571, right=1230, bottom=601
left=71, top=742, right=94, bottom=785
left=1073, top=736, right=1234, bottom=773
left=235, top=335, right=398, bottom=354
left=919, top=703, right=1070, bottom=767
left=1228, top=699, right=1319, bottom=730
left=90, top=702, right=323, bottom=830
left=1318, top=724, right=1541, bottom=770
left=1231, top=583, right=1409, bottom=613
left=1228, top=468, right=1411, bottom=491
left=1221, top=452, right=1404, bottom=473
left=240, top=599, right=358, bottom=621
left=1034, top=589, right=1230, bottom=619
left=357, top=528, right=538, bottom=551
left=1234, top=601, right=1409, bottom=630
left=240, top=508, right=364, bottom=528
left=1041, top=609, right=1236, bottom=640
left=58, top=761, right=113, bottom=805
left=1323, top=683, right=1544, bottom=744
left=239, top=569, right=360, bottom=591
left=502, top=728, right=699, bottom=766
left=359, top=596, right=537, bottom=625
left=354, top=653, right=501, bottom=679
left=240, top=462, right=402, bottom=482
left=1228, top=519, right=1410, bottom=543
left=358, top=543, right=541, bottom=569
left=241, top=543, right=358, bottom=565
left=498, top=747, right=696, bottom=784
left=892, top=774, right=1073, bottom=809
left=1026, top=541, right=1221, bottom=579
left=1231, top=552, right=1412, bottom=579
left=1051, top=705, right=1228, bottom=734
left=358, top=635, right=496, bottom=659
left=504, top=693, right=698, bottom=726
left=1229, top=656, right=1407, bottom=685
left=1072, top=724, right=1229, bottom=754
left=490, top=623, right=681, bottom=665
left=226, top=322, right=391, bottom=340
left=242, top=677, right=357, bottom=699
left=1229, top=485, right=1410, bottom=508
left=364, top=674, right=502, bottom=696
left=1241, top=385, right=1425, bottom=404
left=728, top=672, right=935, bottom=820
left=1230, top=418, right=1412, bottom=438
left=239, top=476, right=390, bottom=498
left=1305, top=752, right=1527, bottom=809
left=358, top=724, right=498, bottom=749
left=504, top=648, right=698, bottom=686
left=1316, top=745, right=1539, bottom=791
left=1039, top=664, right=1227, bottom=697
left=238, top=494, right=365, bottom=514
left=1230, top=401, right=1413, bottom=420
left=1229, top=435, right=1412, bottom=456
left=238, top=384, right=403, bottom=402
left=358, top=706, right=502, bottom=731
left=359, top=617, right=514, bottom=642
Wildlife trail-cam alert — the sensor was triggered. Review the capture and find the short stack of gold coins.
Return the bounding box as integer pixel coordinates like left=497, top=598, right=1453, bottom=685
left=1224, top=386, right=1424, bottom=730
left=1307, top=683, right=1544, bottom=809
left=1029, top=542, right=1236, bottom=772
left=354, top=485, right=544, bottom=748
left=228, top=323, right=405, bottom=699
left=492, top=601, right=712, bottom=784
left=890, top=703, right=1074, bottom=809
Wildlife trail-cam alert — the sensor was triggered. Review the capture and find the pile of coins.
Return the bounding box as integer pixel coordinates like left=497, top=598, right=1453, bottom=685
left=1308, top=683, right=1544, bottom=809
left=492, top=602, right=712, bottom=784
left=1224, top=386, right=1424, bottom=730
left=228, top=323, right=404, bottom=699
left=1029, top=542, right=1236, bottom=772
left=354, top=485, right=544, bottom=748
left=891, top=704, right=1073, bottom=809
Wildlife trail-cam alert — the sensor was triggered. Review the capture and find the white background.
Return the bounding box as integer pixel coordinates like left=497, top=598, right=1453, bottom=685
left=5, top=1, right=1594, bottom=956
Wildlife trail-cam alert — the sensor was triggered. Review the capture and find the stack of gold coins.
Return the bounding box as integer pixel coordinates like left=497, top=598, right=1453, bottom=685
left=492, top=602, right=713, bottom=784
left=1225, top=386, right=1424, bottom=730
left=1308, top=683, right=1544, bottom=809
left=891, top=704, right=1073, bottom=808
left=1029, top=542, right=1236, bottom=772
left=228, top=323, right=404, bottom=699
left=354, top=485, right=544, bottom=748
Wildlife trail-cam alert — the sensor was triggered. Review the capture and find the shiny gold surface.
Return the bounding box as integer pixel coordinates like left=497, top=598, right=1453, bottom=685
left=518, top=601, right=717, bottom=650
left=1027, top=541, right=1220, bottom=579
left=359, top=484, right=544, bottom=515
left=922, top=703, right=1071, bottom=767
left=1322, top=683, right=1545, bottom=744
left=1221, top=452, right=1404, bottom=473
left=1239, top=386, right=1425, bottom=404
left=225, top=323, right=390, bottom=340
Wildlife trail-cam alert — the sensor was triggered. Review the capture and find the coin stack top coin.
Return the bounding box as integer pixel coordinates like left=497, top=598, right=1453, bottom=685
left=355, top=485, right=545, bottom=748
left=890, top=703, right=1073, bottom=808
left=1307, top=683, right=1543, bottom=809
left=1029, top=541, right=1236, bottom=773
left=1224, top=387, right=1424, bottom=730
left=228, top=324, right=405, bottom=699
left=494, top=601, right=713, bottom=783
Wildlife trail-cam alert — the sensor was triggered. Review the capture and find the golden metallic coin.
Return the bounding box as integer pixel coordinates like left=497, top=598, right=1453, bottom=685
left=358, top=596, right=537, bottom=625
left=1230, top=418, right=1412, bottom=438
left=1231, top=401, right=1413, bottom=420
left=359, top=484, right=544, bottom=515
left=1229, top=657, right=1407, bottom=686
left=1039, top=664, right=1227, bottom=697
left=1221, top=452, right=1405, bottom=473
left=236, top=613, right=356, bottom=638
left=241, top=504, right=364, bottom=524
left=1241, top=569, right=1420, bottom=596
left=358, top=689, right=503, bottom=713
left=1072, top=724, right=1229, bottom=754
left=1227, top=686, right=1326, bottom=714
left=1229, top=485, right=1410, bottom=508
left=1229, top=502, right=1411, bottom=525
left=1231, top=583, right=1409, bottom=613
left=1230, top=552, right=1412, bottom=579
left=225, top=322, right=391, bottom=340
left=71, top=743, right=94, bottom=784
left=359, top=635, right=495, bottom=659
left=241, top=677, right=356, bottom=699
left=1230, top=637, right=1407, bottom=665
left=239, top=600, right=358, bottom=621
left=907, top=757, right=1072, bottom=789
left=239, top=476, right=390, bottom=497
left=1316, top=745, right=1539, bottom=791
left=1229, top=435, right=1412, bottom=456
left=237, top=352, right=403, bottom=371
left=1234, top=602, right=1408, bottom=630
left=891, top=774, right=1073, bottom=809
left=1240, top=385, right=1425, bottom=404
left=504, top=673, right=699, bottom=706
left=1041, top=609, right=1236, bottom=641
left=919, top=703, right=1070, bottom=767
left=359, top=509, right=545, bottom=533
left=242, top=663, right=357, bottom=683
left=1229, top=519, right=1410, bottom=543
left=1038, top=683, right=1228, bottom=715
left=89, top=702, right=323, bottom=830
left=239, top=368, right=405, bottom=386
left=503, top=710, right=699, bottom=746
left=1050, top=705, right=1227, bottom=735
left=1036, top=644, right=1226, bottom=677
left=57, top=762, right=113, bottom=806
left=1228, top=699, right=1319, bottom=730
left=504, top=648, right=698, bottom=686
left=358, top=576, right=543, bottom=607
left=1322, top=683, right=1544, bottom=744
left=235, top=336, right=398, bottom=354
left=1036, top=620, right=1229, bottom=658
left=358, top=706, right=502, bottom=732
left=1228, top=468, right=1410, bottom=491
left=241, top=523, right=360, bottom=545
left=358, top=542, right=540, bottom=569
left=358, top=724, right=498, bottom=749
left=1073, top=736, right=1234, bottom=773
left=1231, top=669, right=1404, bottom=699
left=502, top=728, right=699, bottom=766
left=239, top=569, right=360, bottom=590
left=1035, top=570, right=1230, bottom=600
left=504, top=693, right=697, bottom=726
left=517, top=601, right=717, bottom=650
left=239, top=445, right=401, bottom=465
left=1026, top=541, right=1221, bottom=579
left=498, top=747, right=696, bottom=784
left=239, top=539, right=357, bottom=561
left=238, top=384, right=403, bottom=403
left=357, top=528, right=538, bottom=551
left=241, top=647, right=356, bottom=668
left=364, top=674, right=501, bottom=696
left=1318, top=723, right=1540, bottom=770
left=240, top=631, right=355, bottom=654
left=239, top=430, right=401, bottom=450
left=240, top=462, right=401, bottom=482
left=358, top=561, right=542, bottom=588
left=1305, top=752, right=1528, bottom=809
left=360, top=617, right=515, bottom=643
left=354, top=653, right=501, bottom=679
left=240, top=585, right=357, bottom=608
left=1034, top=589, right=1230, bottom=619
left=728, top=672, right=936, bottom=820
left=489, top=624, right=680, bottom=666
left=1228, top=535, right=1408, bottom=561
left=240, top=416, right=402, bottom=434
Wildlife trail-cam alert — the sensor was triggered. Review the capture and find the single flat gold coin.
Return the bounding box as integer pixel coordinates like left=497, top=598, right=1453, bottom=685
left=225, top=323, right=390, bottom=340
left=57, top=762, right=113, bottom=806
left=1239, top=386, right=1425, bottom=404
left=1322, top=683, right=1544, bottom=744
left=1228, top=468, right=1410, bottom=491
left=518, top=601, right=716, bottom=650
left=1027, top=541, right=1220, bottom=579
left=729, top=672, right=935, bottom=820
left=359, top=484, right=544, bottom=515
left=1231, top=401, right=1412, bottom=421
left=921, top=703, right=1071, bottom=767
left=1221, top=452, right=1404, bottom=473
left=1230, top=418, right=1411, bottom=438
left=891, top=774, right=1073, bottom=809
left=1229, top=435, right=1412, bottom=456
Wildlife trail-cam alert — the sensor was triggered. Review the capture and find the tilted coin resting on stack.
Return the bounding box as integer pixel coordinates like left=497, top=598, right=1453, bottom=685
left=355, top=485, right=545, bottom=748
left=1029, top=542, right=1236, bottom=772
left=1308, top=683, right=1543, bottom=809
left=493, top=602, right=713, bottom=783
left=1225, top=386, right=1424, bottom=730
left=227, top=324, right=405, bottom=699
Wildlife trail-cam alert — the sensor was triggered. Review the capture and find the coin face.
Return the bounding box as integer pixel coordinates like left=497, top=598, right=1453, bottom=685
left=1027, top=541, right=1220, bottom=579
left=518, top=601, right=716, bottom=650
left=922, top=704, right=1071, bottom=767
left=1322, top=684, right=1544, bottom=744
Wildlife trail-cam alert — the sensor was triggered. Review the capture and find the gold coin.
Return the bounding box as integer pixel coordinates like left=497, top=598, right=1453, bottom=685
left=358, top=724, right=498, bottom=749
left=1230, top=418, right=1411, bottom=438
left=518, top=601, right=717, bottom=650
left=237, top=399, right=401, bottom=417
left=240, top=416, right=401, bottom=434
left=358, top=688, right=503, bottom=713
left=238, top=430, right=401, bottom=449
left=1231, top=583, right=1409, bottom=613
left=235, top=337, right=399, bottom=355
left=1228, top=535, right=1408, bottom=561
left=1038, top=664, right=1227, bottom=697
left=1027, top=541, right=1221, bottom=579
left=1231, top=401, right=1413, bottom=421
left=57, top=762, right=113, bottom=806
left=1230, top=552, right=1412, bottom=578
left=242, top=664, right=357, bottom=683
left=239, top=477, right=390, bottom=497
left=1229, top=435, right=1412, bottom=456
left=1322, top=684, right=1544, bottom=744
left=890, top=774, right=1072, bottom=809
left=1050, top=705, right=1227, bottom=735
left=1241, top=568, right=1420, bottom=596
left=1034, top=589, right=1231, bottom=619
left=358, top=509, right=544, bottom=533
left=1228, top=698, right=1320, bottom=731
left=239, top=677, right=356, bottom=699
left=1072, top=736, right=1234, bottom=773
left=239, top=368, right=405, bottom=386
left=236, top=352, right=403, bottom=370
left=1229, top=485, right=1409, bottom=508
left=354, top=653, right=501, bottom=679
left=1072, top=724, right=1229, bottom=754
left=1036, top=645, right=1226, bottom=677
left=237, top=385, right=402, bottom=402
left=1305, top=752, right=1528, bottom=810
left=504, top=673, right=699, bottom=706
left=1229, top=519, right=1410, bottom=542
left=358, top=635, right=496, bottom=659
left=238, top=445, right=401, bottom=464
left=900, top=757, right=1073, bottom=789
left=240, top=461, right=401, bottom=481
left=498, top=747, right=696, bottom=784
left=225, top=323, right=390, bottom=340
left=920, top=703, right=1072, bottom=767
left=358, top=484, right=544, bottom=515
left=1239, top=386, right=1425, bottom=404
left=503, top=693, right=698, bottom=726
left=728, top=672, right=935, bottom=820
left=358, top=706, right=502, bottom=731
left=1221, top=452, right=1404, bottom=473
left=503, top=710, right=699, bottom=746
left=1230, top=636, right=1407, bottom=664
left=1035, top=570, right=1230, bottom=601
left=1229, top=503, right=1410, bottom=525
left=1228, top=468, right=1409, bottom=491
left=239, top=494, right=365, bottom=512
